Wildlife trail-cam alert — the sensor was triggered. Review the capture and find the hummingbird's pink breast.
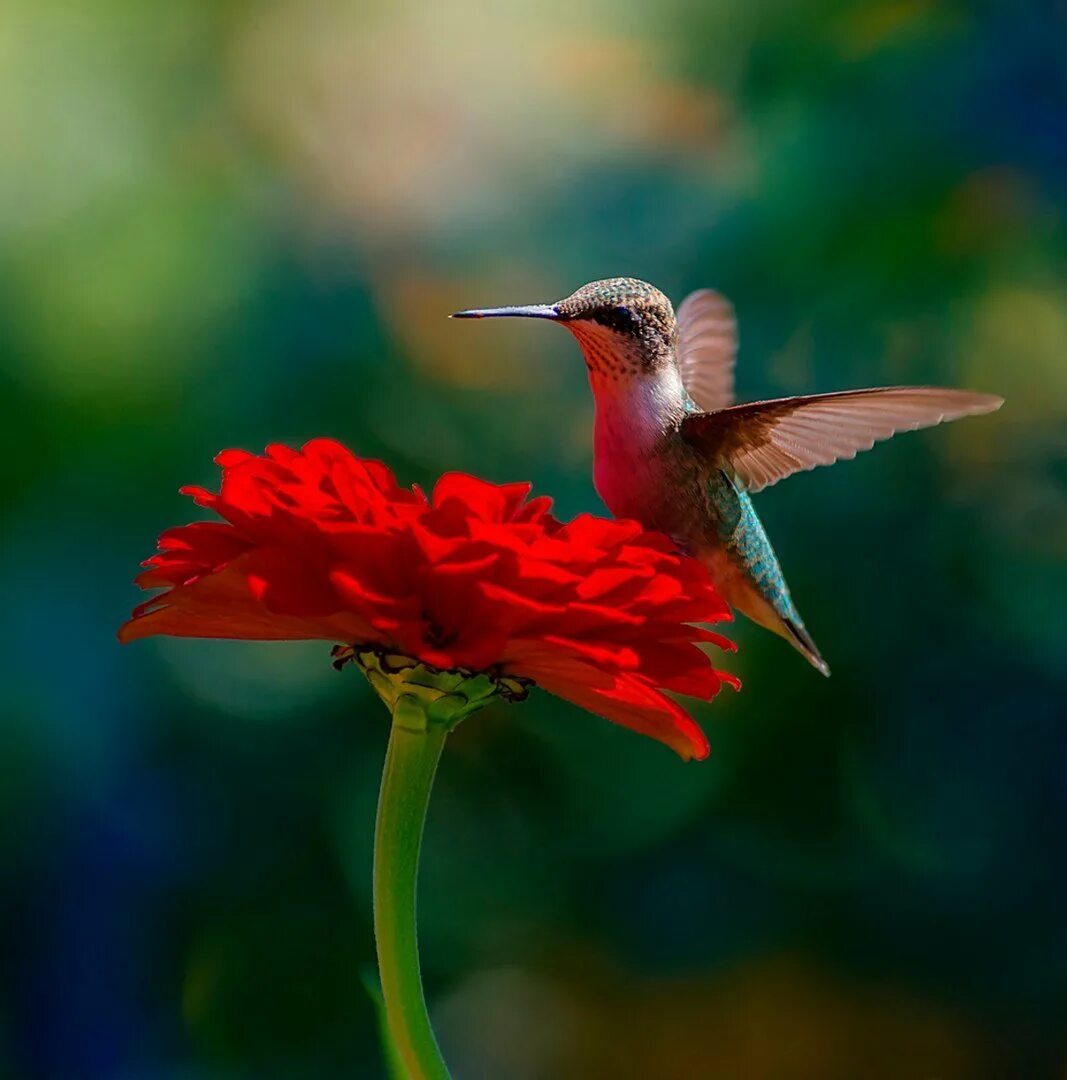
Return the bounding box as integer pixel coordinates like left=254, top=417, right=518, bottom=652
left=569, top=317, right=698, bottom=534
left=590, top=374, right=695, bottom=535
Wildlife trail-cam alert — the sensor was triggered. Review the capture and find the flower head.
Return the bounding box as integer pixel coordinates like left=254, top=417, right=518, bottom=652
left=120, top=440, right=738, bottom=758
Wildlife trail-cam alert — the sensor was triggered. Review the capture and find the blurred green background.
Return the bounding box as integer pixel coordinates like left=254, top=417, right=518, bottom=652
left=2, top=1, right=1065, bottom=1077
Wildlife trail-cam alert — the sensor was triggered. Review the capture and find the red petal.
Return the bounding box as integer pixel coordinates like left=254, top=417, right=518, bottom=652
left=522, top=656, right=709, bottom=761
left=119, top=553, right=375, bottom=644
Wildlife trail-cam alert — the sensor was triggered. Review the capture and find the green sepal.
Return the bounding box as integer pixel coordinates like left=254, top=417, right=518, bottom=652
left=332, top=645, right=531, bottom=732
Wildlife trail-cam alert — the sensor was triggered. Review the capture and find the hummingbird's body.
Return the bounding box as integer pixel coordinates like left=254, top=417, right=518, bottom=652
left=575, top=309, right=821, bottom=668
left=453, top=278, right=1002, bottom=675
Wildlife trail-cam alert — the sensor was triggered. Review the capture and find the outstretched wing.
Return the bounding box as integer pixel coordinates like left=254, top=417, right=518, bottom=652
left=681, top=386, right=1003, bottom=493
left=675, top=289, right=737, bottom=413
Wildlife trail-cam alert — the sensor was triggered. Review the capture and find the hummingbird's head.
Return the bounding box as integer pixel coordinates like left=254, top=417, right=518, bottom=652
left=452, top=277, right=678, bottom=381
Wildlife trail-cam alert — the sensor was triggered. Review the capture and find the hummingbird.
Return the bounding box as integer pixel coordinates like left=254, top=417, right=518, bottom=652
left=451, top=278, right=1003, bottom=675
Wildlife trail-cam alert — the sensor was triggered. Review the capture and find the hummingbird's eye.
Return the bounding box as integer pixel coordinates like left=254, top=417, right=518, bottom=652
left=599, top=304, right=637, bottom=331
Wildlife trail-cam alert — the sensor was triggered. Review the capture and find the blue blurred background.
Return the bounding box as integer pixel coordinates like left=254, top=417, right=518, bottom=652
left=2, top=1, right=1065, bottom=1077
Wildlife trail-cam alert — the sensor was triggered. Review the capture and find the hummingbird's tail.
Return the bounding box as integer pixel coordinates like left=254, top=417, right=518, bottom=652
left=715, top=562, right=832, bottom=677
left=782, top=617, right=831, bottom=678
left=706, top=495, right=832, bottom=677
left=702, top=485, right=832, bottom=676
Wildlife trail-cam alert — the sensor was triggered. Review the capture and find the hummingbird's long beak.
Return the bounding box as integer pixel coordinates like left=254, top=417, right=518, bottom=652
left=450, top=303, right=559, bottom=320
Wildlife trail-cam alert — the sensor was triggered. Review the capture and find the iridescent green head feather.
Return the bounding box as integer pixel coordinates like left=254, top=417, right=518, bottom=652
left=555, top=277, right=674, bottom=330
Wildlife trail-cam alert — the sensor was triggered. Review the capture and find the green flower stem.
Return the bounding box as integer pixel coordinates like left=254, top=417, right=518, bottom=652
left=373, top=693, right=452, bottom=1080
left=355, top=649, right=524, bottom=1077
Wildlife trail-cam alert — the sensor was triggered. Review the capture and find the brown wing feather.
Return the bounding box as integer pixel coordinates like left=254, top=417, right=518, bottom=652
left=675, top=289, right=737, bottom=413
left=682, top=386, right=1003, bottom=493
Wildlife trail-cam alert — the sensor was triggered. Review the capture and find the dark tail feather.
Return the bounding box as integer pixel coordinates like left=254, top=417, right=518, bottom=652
left=783, top=618, right=831, bottom=677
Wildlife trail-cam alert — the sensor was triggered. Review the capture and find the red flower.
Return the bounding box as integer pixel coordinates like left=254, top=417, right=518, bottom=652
left=120, top=440, right=738, bottom=759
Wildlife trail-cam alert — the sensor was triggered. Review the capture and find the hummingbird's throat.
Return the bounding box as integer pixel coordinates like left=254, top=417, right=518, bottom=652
left=567, top=321, right=666, bottom=383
